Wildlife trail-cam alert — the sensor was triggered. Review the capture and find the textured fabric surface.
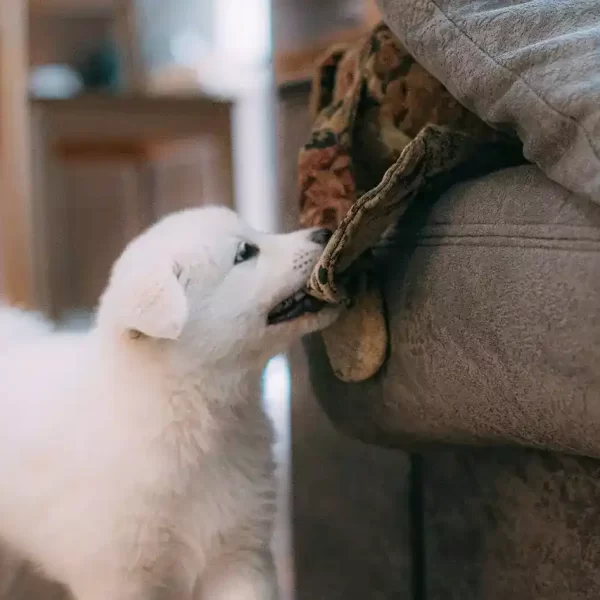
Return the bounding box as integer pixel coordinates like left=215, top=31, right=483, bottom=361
left=423, top=447, right=600, bottom=599
left=280, top=87, right=413, bottom=600
left=378, top=0, right=600, bottom=205
left=289, top=344, right=413, bottom=600
left=298, top=23, right=520, bottom=305
left=298, top=24, right=496, bottom=235
left=297, top=23, right=522, bottom=382
left=305, top=165, right=600, bottom=456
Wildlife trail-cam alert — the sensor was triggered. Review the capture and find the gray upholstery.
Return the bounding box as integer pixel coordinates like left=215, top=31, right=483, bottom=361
left=306, top=164, right=600, bottom=454
left=295, top=2, right=600, bottom=597
left=280, top=84, right=414, bottom=600
left=422, top=446, right=600, bottom=600
left=289, top=344, right=413, bottom=600
left=302, top=163, right=600, bottom=598
left=377, top=0, right=600, bottom=205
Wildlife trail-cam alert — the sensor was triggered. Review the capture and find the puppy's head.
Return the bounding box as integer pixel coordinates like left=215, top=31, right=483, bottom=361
left=97, top=207, right=339, bottom=366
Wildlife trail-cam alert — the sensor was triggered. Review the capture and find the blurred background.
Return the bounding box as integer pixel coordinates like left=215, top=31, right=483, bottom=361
left=0, top=0, right=379, bottom=317
left=0, top=2, right=407, bottom=600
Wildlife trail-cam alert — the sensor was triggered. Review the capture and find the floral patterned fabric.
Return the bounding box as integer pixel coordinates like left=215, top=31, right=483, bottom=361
left=297, top=23, right=523, bottom=381
left=298, top=24, right=497, bottom=230
left=298, top=23, right=520, bottom=302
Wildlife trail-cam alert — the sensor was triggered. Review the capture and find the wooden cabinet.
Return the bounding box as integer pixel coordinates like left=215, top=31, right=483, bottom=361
left=30, top=0, right=115, bottom=16
left=30, top=95, right=234, bottom=317
left=0, top=0, right=35, bottom=307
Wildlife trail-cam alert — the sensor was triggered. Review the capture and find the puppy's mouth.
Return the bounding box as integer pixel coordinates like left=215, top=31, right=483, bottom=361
left=267, top=288, right=327, bottom=325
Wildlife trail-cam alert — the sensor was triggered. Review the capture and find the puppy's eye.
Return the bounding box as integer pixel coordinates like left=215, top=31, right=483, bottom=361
left=234, top=241, right=259, bottom=265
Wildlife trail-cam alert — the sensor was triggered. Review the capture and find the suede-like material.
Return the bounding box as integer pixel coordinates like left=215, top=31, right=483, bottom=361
left=307, top=165, right=600, bottom=455
left=377, top=0, right=600, bottom=205
left=299, top=2, right=600, bottom=594
left=422, top=446, right=600, bottom=600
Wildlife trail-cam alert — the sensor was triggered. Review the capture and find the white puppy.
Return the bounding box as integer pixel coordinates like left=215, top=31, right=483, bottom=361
left=0, top=206, right=338, bottom=600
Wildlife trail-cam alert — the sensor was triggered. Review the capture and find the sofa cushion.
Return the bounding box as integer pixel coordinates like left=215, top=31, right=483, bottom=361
left=305, top=165, right=600, bottom=455
left=377, top=0, right=600, bottom=205
left=423, top=446, right=600, bottom=600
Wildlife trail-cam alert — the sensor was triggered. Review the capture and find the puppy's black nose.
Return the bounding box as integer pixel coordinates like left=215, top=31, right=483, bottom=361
left=309, top=228, right=333, bottom=246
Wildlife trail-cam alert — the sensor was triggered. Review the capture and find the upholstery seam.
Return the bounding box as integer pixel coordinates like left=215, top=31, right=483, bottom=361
left=409, top=232, right=600, bottom=242
left=389, top=240, right=600, bottom=251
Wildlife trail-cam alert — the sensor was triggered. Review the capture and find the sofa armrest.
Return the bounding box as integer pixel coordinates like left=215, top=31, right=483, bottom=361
left=306, top=165, right=600, bottom=457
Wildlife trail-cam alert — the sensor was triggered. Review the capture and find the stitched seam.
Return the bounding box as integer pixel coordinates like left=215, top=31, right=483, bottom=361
left=415, top=232, right=600, bottom=243
left=390, top=230, right=600, bottom=243
left=427, top=0, right=600, bottom=164
left=392, top=240, right=600, bottom=251
left=413, top=222, right=600, bottom=231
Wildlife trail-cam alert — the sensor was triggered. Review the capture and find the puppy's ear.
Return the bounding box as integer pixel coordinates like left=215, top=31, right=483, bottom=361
left=110, top=261, right=188, bottom=340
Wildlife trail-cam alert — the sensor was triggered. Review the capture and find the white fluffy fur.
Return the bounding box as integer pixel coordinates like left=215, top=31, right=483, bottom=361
left=0, top=207, right=338, bottom=600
